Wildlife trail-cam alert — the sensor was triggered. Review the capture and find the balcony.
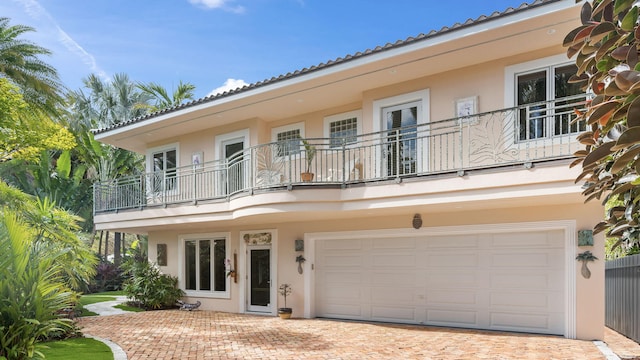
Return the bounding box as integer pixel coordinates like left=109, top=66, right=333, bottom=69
left=93, top=95, right=586, bottom=214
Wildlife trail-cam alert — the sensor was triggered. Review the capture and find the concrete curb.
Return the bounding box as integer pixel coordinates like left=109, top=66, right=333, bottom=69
left=85, top=334, right=127, bottom=360
left=593, top=340, right=621, bottom=360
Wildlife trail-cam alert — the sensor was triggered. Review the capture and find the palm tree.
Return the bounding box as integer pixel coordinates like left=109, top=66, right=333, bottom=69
left=0, top=17, right=65, bottom=117
left=67, top=73, right=152, bottom=263
left=137, top=80, right=196, bottom=112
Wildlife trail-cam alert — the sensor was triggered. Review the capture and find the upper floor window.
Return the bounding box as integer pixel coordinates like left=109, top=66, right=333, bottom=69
left=148, top=144, right=177, bottom=192
left=515, top=63, right=585, bottom=141
left=272, top=122, right=304, bottom=157
left=324, top=110, right=362, bottom=148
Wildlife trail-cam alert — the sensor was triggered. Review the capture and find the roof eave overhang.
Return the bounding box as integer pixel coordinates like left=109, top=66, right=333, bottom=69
left=94, top=0, right=579, bottom=153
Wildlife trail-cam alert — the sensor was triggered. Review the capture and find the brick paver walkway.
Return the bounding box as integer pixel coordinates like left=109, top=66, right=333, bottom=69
left=78, top=310, right=634, bottom=359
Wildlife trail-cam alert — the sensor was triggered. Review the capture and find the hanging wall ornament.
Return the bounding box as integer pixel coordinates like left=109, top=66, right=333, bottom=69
left=412, top=214, right=422, bottom=229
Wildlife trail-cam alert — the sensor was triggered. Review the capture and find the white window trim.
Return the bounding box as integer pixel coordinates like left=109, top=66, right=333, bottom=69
left=271, top=121, right=306, bottom=142
left=178, top=232, right=231, bottom=299
left=214, top=129, right=250, bottom=161
left=504, top=54, right=582, bottom=147
left=372, top=89, right=430, bottom=176
left=323, top=110, right=362, bottom=148
left=504, top=53, right=571, bottom=109
left=146, top=142, right=179, bottom=174
left=271, top=122, right=306, bottom=156
left=372, top=89, right=430, bottom=133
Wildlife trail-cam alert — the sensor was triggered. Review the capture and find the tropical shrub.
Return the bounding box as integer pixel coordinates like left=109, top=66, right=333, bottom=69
left=121, top=259, right=184, bottom=310
left=89, top=261, right=124, bottom=293
left=0, top=211, right=75, bottom=360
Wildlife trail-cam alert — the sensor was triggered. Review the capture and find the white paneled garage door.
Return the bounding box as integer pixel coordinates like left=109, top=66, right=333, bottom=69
left=315, top=229, right=566, bottom=335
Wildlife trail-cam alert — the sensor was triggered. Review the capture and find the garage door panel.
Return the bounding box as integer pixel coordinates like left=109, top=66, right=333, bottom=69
left=427, top=272, right=478, bottom=287
left=491, top=273, right=555, bottom=289
left=321, top=285, right=362, bottom=300
left=320, top=239, right=364, bottom=250
left=427, top=309, right=478, bottom=326
left=372, top=254, right=416, bottom=267
left=427, top=235, right=479, bottom=248
left=372, top=306, right=417, bottom=322
left=322, top=271, right=362, bottom=284
left=491, top=252, right=556, bottom=267
left=491, top=230, right=563, bottom=248
left=315, top=228, right=566, bottom=336
left=427, top=291, right=477, bottom=305
left=322, top=255, right=363, bottom=267
left=373, top=272, right=417, bottom=286
left=372, top=286, right=418, bottom=304
left=428, top=253, right=479, bottom=267
left=491, top=292, right=549, bottom=308
left=321, top=303, right=363, bottom=318
left=490, top=312, right=559, bottom=333
left=373, top=237, right=415, bottom=249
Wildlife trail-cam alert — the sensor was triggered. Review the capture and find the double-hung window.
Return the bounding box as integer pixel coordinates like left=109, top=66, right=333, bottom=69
left=182, top=234, right=229, bottom=297
left=515, top=63, right=585, bottom=141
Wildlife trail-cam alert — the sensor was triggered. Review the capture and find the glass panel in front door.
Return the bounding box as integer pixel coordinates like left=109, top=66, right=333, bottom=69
left=385, top=103, right=418, bottom=177
left=224, top=141, right=244, bottom=194
left=250, top=249, right=270, bottom=308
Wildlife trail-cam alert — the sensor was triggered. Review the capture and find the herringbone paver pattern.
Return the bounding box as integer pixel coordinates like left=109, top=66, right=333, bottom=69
left=78, top=311, right=624, bottom=359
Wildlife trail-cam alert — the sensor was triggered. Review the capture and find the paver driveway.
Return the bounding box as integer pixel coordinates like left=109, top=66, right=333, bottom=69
left=78, top=310, right=620, bottom=360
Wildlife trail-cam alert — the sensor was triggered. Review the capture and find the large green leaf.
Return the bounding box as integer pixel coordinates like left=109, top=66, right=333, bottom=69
left=56, top=150, right=71, bottom=179
left=621, top=5, right=639, bottom=31
left=614, top=0, right=635, bottom=16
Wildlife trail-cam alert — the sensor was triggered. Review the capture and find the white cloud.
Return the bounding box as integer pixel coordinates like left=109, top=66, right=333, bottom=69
left=188, top=0, right=245, bottom=13
left=13, top=0, right=109, bottom=81
left=207, top=78, right=249, bottom=97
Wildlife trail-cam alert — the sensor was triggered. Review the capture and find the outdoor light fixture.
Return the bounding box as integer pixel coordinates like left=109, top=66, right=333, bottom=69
left=412, top=214, right=422, bottom=229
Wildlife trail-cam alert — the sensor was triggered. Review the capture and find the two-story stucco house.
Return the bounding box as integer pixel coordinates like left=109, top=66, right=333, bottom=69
left=92, top=0, right=604, bottom=340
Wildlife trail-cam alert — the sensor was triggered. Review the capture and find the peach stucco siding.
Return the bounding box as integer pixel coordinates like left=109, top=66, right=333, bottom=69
left=147, top=200, right=603, bottom=340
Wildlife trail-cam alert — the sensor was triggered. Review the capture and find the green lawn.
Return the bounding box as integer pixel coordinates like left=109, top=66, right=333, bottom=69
left=40, top=337, right=113, bottom=360
left=114, top=303, right=144, bottom=312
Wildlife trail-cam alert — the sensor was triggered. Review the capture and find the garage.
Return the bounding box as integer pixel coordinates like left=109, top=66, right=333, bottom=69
left=314, top=227, right=566, bottom=335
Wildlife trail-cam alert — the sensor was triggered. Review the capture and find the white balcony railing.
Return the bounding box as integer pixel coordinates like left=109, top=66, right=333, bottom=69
left=94, top=95, right=587, bottom=213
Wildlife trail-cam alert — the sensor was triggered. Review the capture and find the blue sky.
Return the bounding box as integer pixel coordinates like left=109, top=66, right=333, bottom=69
left=2, top=0, right=533, bottom=99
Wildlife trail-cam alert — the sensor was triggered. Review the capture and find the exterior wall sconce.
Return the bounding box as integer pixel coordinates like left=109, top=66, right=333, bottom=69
left=296, top=255, right=305, bottom=274
left=294, top=239, right=304, bottom=251
left=412, top=214, right=422, bottom=229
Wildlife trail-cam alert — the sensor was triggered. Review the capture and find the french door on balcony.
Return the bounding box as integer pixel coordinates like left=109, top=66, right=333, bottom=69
left=223, top=139, right=245, bottom=194
left=383, top=101, right=421, bottom=177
